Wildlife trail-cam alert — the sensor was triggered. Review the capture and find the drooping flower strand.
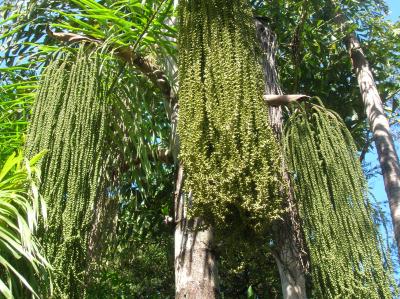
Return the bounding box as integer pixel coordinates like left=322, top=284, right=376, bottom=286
left=284, top=103, right=396, bottom=298
left=178, top=0, right=284, bottom=236
left=26, top=46, right=110, bottom=298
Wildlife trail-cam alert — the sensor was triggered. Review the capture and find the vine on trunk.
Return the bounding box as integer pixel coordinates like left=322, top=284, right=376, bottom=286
left=178, top=0, right=284, bottom=236
left=284, top=102, right=396, bottom=298
left=26, top=46, right=110, bottom=298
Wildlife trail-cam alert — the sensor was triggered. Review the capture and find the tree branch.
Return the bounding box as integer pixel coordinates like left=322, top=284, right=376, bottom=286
left=264, top=94, right=310, bottom=106
left=359, top=135, right=375, bottom=163
left=46, top=25, right=102, bottom=44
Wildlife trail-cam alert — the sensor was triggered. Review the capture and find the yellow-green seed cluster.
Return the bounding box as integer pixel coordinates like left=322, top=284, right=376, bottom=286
left=178, top=0, right=283, bottom=234
left=26, top=46, right=108, bottom=298
left=284, top=104, right=396, bottom=298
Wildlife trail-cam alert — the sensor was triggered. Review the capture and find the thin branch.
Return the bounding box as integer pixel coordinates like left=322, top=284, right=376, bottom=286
left=359, top=134, right=375, bottom=163
left=155, top=148, right=174, bottom=164
left=174, top=164, right=184, bottom=223
left=387, top=88, right=400, bottom=102
left=131, top=0, right=168, bottom=53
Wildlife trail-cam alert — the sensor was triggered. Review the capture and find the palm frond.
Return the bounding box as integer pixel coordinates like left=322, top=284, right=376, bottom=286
left=0, top=151, right=51, bottom=299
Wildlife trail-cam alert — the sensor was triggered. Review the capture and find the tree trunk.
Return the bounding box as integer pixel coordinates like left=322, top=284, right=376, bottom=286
left=174, top=217, right=217, bottom=299
left=335, top=13, right=400, bottom=256
left=256, top=19, right=308, bottom=299
left=174, top=165, right=218, bottom=298
left=173, top=164, right=218, bottom=299
left=274, top=241, right=307, bottom=299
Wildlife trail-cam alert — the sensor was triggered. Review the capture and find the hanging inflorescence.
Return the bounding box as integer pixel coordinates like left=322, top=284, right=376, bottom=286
left=284, top=103, right=396, bottom=298
left=26, top=46, right=109, bottom=298
left=178, top=0, right=284, bottom=235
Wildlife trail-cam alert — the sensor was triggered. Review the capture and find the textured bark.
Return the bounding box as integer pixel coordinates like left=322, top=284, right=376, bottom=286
left=256, top=18, right=308, bottom=299
left=335, top=13, right=400, bottom=257
left=274, top=243, right=307, bottom=299
left=174, top=166, right=218, bottom=299
left=174, top=221, right=217, bottom=299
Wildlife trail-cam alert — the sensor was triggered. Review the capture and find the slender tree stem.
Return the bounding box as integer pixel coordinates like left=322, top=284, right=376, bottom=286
left=334, top=12, right=400, bottom=257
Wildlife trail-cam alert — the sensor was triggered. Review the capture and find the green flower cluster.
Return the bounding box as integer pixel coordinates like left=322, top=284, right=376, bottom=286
left=178, top=0, right=284, bottom=236
left=284, top=103, right=396, bottom=298
left=26, top=46, right=109, bottom=298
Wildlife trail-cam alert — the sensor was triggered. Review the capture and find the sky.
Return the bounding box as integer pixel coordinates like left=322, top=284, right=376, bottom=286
left=386, top=0, right=400, bottom=22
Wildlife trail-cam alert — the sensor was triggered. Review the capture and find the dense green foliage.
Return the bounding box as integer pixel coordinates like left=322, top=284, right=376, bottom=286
left=178, top=0, right=283, bottom=236
left=218, top=243, right=281, bottom=298
left=86, top=160, right=176, bottom=298
left=0, top=151, right=50, bottom=299
left=284, top=102, right=396, bottom=298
